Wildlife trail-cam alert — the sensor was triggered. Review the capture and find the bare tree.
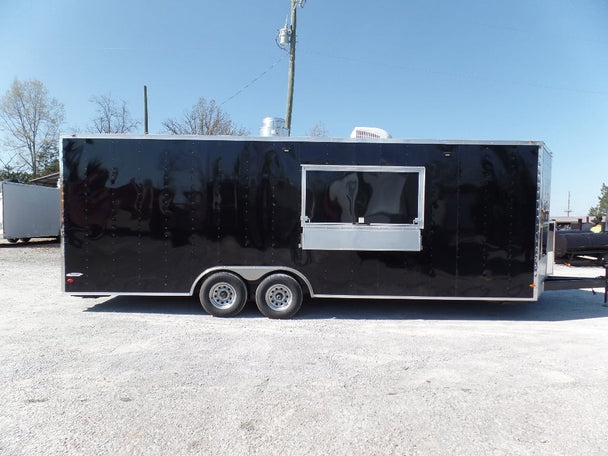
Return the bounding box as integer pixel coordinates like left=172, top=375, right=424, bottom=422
left=89, top=94, right=140, bottom=133
left=163, top=98, right=248, bottom=135
left=306, top=122, right=329, bottom=137
left=0, top=78, right=64, bottom=177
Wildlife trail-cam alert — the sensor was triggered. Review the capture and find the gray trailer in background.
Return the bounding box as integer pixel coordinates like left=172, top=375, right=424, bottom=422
left=0, top=181, right=61, bottom=243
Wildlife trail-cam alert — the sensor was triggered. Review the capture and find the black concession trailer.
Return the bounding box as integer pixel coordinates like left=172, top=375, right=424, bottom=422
left=60, top=135, right=605, bottom=318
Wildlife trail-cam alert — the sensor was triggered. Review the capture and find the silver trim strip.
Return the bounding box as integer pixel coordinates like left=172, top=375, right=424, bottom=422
left=65, top=292, right=191, bottom=297
left=312, top=294, right=537, bottom=302
left=189, top=266, right=315, bottom=296
left=60, top=133, right=546, bottom=148
left=65, top=270, right=537, bottom=302
left=65, top=291, right=537, bottom=302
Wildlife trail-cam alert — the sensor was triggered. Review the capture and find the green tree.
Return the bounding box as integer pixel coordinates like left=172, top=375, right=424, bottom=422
left=0, top=78, right=65, bottom=177
left=162, top=98, right=248, bottom=136
left=0, top=160, right=31, bottom=182
left=589, top=183, right=608, bottom=218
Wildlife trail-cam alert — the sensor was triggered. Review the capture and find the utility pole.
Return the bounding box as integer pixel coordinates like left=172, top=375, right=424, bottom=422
left=143, top=85, right=149, bottom=134
left=283, top=0, right=306, bottom=135
left=565, top=191, right=572, bottom=217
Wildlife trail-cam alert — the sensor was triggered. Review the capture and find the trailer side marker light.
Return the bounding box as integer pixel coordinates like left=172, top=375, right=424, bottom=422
left=529, top=284, right=536, bottom=288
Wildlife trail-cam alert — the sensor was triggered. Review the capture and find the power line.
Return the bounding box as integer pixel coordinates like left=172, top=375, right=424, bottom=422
left=219, top=55, right=287, bottom=106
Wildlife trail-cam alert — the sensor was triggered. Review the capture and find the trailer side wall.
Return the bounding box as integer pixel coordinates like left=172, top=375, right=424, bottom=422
left=1, top=181, right=61, bottom=240
left=62, top=137, right=542, bottom=300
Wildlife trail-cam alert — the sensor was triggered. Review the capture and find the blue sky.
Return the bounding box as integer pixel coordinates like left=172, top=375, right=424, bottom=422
left=1, top=0, right=607, bottom=216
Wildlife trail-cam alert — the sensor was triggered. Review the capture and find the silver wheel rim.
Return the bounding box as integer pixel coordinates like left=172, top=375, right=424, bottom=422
left=265, top=284, right=293, bottom=310
left=209, top=282, right=237, bottom=309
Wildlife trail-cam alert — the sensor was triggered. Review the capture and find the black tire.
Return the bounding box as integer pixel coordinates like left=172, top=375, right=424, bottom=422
left=255, top=273, right=303, bottom=319
left=199, top=272, right=248, bottom=317
left=7, top=238, right=18, bottom=244
left=19, top=238, right=31, bottom=243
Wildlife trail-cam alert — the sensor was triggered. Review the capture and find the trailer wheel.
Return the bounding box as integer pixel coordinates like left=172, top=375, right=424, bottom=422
left=199, top=272, right=248, bottom=317
left=7, top=238, right=18, bottom=244
left=20, top=238, right=31, bottom=243
left=255, top=274, right=303, bottom=319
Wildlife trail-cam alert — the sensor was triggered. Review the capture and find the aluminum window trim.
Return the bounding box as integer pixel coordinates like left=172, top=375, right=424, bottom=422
left=301, top=164, right=426, bottom=229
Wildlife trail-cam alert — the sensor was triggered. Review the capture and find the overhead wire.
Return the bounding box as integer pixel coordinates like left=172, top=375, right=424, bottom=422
left=219, top=55, right=287, bottom=106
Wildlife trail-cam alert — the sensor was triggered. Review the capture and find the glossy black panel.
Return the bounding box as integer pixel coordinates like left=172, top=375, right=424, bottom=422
left=62, top=137, right=542, bottom=299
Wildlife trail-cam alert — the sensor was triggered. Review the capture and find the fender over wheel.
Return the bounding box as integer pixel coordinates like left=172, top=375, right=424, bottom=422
left=199, top=272, right=248, bottom=317
left=255, top=273, right=303, bottom=319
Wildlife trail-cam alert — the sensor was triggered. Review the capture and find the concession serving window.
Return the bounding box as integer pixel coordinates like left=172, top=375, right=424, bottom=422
left=301, top=164, right=425, bottom=251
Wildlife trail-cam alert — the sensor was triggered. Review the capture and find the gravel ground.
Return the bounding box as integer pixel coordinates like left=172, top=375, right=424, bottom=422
left=1, top=239, right=608, bottom=456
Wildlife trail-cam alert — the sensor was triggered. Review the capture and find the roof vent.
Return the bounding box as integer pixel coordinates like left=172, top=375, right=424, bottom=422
left=259, top=117, right=289, bottom=137
left=349, top=127, right=391, bottom=139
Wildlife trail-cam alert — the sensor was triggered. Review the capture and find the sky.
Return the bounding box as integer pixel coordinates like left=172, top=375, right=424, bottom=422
left=0, top=0, right=607, bottom=216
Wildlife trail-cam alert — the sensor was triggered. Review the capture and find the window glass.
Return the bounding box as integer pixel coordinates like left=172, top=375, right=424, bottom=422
left=305, top=170, right=420, bottom=224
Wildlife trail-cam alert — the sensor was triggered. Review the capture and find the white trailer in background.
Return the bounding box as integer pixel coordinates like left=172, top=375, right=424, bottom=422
left=0, top=181, right=61, bottom=243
